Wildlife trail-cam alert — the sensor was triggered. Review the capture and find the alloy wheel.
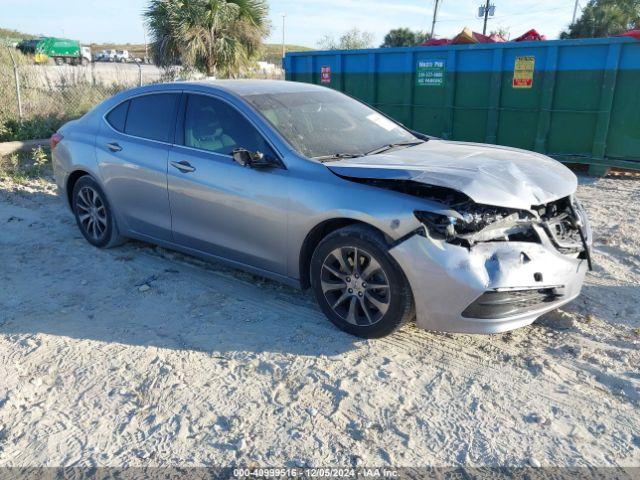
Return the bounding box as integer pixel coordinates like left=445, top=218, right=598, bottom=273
left=320, top=246, right=391, bottom=326
left=75, top=186, right=108, bottom=241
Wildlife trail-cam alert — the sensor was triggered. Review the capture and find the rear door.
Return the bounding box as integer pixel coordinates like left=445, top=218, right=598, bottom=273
left=96, top=91, right=180, bottom=241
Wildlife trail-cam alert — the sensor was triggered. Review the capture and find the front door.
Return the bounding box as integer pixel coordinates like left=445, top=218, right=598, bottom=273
left=167, top=93, right=289, bottom=275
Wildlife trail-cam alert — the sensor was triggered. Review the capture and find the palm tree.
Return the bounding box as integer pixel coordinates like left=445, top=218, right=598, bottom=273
left=561, top=0, right=640, bottom=38
left=145, top=0, right=269, bottom=77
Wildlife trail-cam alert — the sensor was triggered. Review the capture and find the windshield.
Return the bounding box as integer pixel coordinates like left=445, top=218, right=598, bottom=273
left=243, top=89, right=418, bottom=159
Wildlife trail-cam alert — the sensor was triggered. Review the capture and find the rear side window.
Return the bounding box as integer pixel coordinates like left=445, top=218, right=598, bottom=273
left=105, top=101, right=129, bottom=132
left=124, top=93, right=179, bottom=143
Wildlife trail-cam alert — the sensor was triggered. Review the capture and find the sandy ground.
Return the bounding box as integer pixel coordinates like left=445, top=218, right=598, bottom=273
left=0, top=173, right=638, bottom=468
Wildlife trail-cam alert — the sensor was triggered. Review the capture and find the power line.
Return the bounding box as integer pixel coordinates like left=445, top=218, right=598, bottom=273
left=491, top=5, right=572, bottom=20
left=433, top=1, right=574, bottom=23
left=435, top=8, right=564, bottom=24
left=426, top=0, right=578, bottom=39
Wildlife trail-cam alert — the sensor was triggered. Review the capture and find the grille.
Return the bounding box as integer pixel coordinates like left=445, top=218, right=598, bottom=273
left=462, top=288, right=562, bottom=319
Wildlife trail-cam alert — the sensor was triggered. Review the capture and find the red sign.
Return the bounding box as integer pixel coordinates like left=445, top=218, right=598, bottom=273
left=321, top=66, right=331, bottom=84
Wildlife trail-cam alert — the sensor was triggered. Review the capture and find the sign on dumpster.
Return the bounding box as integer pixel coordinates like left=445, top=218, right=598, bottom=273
left=513, top=56, right=535, bottom=89
left=321, top=66, right=331, bottom=84
left=416, top=59, right=445, bottom=87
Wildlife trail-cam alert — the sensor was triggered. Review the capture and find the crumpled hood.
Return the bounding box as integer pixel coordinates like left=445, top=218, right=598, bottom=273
left=326, top=140, right=577, bottom=210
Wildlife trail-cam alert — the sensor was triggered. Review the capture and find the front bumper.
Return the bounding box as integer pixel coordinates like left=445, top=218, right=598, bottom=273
left=389, top=225, right=589, bottom=334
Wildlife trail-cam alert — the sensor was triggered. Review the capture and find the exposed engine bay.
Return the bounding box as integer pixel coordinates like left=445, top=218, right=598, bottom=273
left=350, top=178, right=590, bottom=263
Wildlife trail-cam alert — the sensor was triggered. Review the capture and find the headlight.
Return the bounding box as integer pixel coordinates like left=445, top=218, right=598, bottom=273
left=415, top=205, right=530, bottom=246
left=414, top=211, right=458, bottom=240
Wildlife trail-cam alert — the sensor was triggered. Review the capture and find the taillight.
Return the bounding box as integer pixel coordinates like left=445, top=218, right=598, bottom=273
left=50, top=132, right=63, bottom=150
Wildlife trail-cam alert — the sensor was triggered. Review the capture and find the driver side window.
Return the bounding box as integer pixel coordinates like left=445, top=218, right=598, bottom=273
left=184, top=94, right=274, bottom=157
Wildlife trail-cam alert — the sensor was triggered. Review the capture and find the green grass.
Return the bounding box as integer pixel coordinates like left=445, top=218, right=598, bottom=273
left=0, top=27, right=36, bottom=39
left=0, top=146, right=51, bottom=183
left=0, top=115, right=73, bottom=143
left=0, top=76, right=127, bottom=142
left=1, top=44, right=128, bottom=141
left=0, top=27, right=36, bottom=46
left=259, top=43, right=313, bottom=65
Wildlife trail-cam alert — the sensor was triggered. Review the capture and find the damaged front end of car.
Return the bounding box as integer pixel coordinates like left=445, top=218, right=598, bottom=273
left=370, top=179, right=592, bottom=333
left=414, top=195, right=592, bottom=264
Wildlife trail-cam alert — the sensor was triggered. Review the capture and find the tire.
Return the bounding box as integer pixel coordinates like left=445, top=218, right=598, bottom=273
left=72, top=176, right=125, bottom=248
left=54, top=57, right=64, bottom=66
left=310, top=225, right=414, bottom=338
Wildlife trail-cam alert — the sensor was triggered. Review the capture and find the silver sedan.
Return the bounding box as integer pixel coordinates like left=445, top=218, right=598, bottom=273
left=51, top=80, right=592, bottom=337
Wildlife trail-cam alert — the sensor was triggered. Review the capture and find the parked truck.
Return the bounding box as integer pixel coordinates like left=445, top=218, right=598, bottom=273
left=16, top=37, right=91, bottom=66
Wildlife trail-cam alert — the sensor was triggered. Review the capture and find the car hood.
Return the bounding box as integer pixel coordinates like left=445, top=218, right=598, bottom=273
left=325, top=140, right=577, bottom=210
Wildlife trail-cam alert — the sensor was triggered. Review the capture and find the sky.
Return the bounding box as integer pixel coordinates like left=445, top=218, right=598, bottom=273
left=2, top=0, right=583, bottom=47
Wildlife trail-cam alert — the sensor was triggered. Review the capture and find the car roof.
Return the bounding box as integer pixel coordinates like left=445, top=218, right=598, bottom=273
left=99, top=80, right=333, bottom=114
left=179, top=79, right=329, bottom=97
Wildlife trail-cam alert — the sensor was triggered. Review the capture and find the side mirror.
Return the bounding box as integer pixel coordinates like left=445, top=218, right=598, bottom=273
left=232, top=148, right=252, bottom=167
left=232, top=148, right=278, bottom=169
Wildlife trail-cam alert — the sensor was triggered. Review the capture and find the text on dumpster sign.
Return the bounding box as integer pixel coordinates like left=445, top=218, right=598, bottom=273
left=416, top=59, right=445, bottom=87
left=513, top=56, right=535, bottom=89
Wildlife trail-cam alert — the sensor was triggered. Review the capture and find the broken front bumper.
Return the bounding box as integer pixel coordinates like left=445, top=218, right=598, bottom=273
left=389, top=225, right=590, bottom=334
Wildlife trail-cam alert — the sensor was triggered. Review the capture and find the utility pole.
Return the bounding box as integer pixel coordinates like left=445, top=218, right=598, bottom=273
left=281, top=13, right=286, bottom=59
left=572, top=0, right=580, bottom=24
left=430, top=0, right=441, bottom=39
left=143, top=27, right=148, bottom=62
left=482, top=0, right=491, bottom=35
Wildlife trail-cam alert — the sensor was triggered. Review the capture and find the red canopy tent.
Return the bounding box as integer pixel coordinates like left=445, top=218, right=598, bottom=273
left=617, top=29, right=640, bottom=40
left=421, top=28, right=545, bottom=46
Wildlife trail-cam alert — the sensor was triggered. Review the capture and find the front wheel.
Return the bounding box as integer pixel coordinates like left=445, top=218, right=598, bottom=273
left=310, top=225, right=414, bottom=338
left=72, top=176, right=124, bottom=248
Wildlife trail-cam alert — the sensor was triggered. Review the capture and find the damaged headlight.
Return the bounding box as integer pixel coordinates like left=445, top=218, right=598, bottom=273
left=415, top=205, right=537, bottom=247
left=414, top=211, right=458, bottom=240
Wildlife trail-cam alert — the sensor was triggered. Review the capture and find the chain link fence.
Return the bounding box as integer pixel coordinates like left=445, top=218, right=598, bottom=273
left=1, top=47, right=284, bottom=143
left=1, top=47, right=172, bottom=139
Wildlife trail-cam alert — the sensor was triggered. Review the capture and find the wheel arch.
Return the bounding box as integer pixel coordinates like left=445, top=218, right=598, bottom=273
left=65, top=169, right=93, bottom=208
left=298, top=218, right=393, bottom=290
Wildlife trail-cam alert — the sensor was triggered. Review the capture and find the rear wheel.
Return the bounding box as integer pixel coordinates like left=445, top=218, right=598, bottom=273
left=310, top=225, right=414, bottom=338
left=72, top=176, right=124, bottom=248
left=54, top=57, right=64, bottom=66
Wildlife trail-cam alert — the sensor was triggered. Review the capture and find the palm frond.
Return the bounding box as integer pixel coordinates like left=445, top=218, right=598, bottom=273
left=144, top=0, right=270, bottom=76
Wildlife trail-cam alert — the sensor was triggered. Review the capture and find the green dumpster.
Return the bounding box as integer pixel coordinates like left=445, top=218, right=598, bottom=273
left=284, top=36, right=640, bottom=173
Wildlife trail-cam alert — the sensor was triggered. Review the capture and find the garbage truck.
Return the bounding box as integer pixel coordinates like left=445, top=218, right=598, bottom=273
left=16, top=37, right=92, bottom=66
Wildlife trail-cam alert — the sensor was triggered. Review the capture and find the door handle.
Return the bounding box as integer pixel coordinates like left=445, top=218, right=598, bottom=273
left=171, top=160, right=196, bottom=173
left=107, top=142, right=122, bottom=152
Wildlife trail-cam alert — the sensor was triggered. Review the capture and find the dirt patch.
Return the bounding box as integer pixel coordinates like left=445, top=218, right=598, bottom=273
left=0, top=174, right=638, bottom=467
